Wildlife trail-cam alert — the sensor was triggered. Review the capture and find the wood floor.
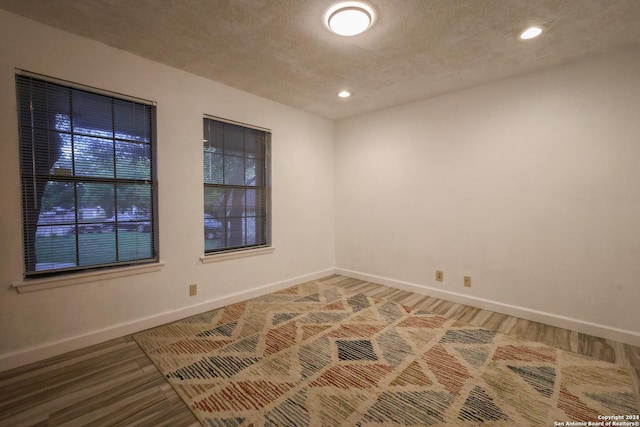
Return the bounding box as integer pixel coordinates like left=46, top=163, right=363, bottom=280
left=1, top=274, right=638, bottom=426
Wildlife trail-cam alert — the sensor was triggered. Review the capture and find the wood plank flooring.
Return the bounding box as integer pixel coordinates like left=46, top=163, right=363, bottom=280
left=1, top=274, right=638, bottom=426
left=0, top=336, right=199, bottom=427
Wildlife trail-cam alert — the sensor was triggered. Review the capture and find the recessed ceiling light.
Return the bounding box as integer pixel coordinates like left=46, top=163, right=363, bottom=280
left=328, top=5, right=372, bottom=36
left=519, top=26, right=543, bottom=40
left=338, top=90, right=351, bottom=98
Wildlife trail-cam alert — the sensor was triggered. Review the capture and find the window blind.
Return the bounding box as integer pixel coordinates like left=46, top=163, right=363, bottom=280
left=203, top=117, right=271, bottom=253
left=16, top=75, right=158, bottom=277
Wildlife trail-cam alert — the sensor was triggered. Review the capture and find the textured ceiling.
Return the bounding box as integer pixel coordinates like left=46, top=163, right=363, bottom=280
left=2, top=0, right=640, bottom=119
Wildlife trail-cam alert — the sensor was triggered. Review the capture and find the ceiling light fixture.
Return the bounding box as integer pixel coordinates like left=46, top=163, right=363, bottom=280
left=519, top=26, right=543, bottom=40
left=328, top=5, right=372, bottom=36
left=338, top=90, right=351, bottom=98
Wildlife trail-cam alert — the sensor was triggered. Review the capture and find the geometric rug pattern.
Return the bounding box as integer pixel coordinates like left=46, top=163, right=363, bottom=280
left=134, top=281, right=639, bottom=426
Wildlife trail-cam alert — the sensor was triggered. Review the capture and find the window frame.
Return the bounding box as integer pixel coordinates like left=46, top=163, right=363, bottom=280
left=203, top=115, right=272, bottom=256
left=15, top=72, right=159, bottom=279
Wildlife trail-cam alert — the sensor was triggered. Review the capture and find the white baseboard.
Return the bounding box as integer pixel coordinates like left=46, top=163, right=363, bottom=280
left=336, top=268, right=640, bottom=347
left=4, top=266, right=637, bottom=373
left=0, top=268, right=335, bottom=373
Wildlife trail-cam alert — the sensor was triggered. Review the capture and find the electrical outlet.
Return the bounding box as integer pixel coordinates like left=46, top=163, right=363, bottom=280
left=464, top=276, right=472, bottom=287
left=436, top=270, right=444, bottom=282
left=189, top=284, right=197, bottom=296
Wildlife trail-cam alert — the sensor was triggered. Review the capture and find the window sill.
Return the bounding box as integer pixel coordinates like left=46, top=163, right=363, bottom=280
left=12, top=261, right=166, bottom=294
left=200, top=246, right=275, bottom=264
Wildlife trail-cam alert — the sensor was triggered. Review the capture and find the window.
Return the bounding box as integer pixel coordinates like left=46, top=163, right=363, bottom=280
left=203, top=116, right=271, bottom=254
left=16, top=74, right=158, bottom=278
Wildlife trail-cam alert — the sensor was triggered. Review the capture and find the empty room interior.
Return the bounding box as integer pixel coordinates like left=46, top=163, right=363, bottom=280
left=0, top=1, right=639, bottom=426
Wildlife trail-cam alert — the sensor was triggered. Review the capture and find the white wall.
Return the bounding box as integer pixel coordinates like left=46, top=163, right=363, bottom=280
left=336, top=48, right=640, bottom=344
left=2, top=11, right=639, bottom=371
left=0, top=10, right=335, bottom=370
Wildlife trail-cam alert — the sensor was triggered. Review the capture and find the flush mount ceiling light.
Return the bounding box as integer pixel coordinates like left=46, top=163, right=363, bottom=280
left=328, top=4, right=372, bottom=36
left=338, top=90, right=351, bottom=98
left=519, top=26, right=543, bottom=40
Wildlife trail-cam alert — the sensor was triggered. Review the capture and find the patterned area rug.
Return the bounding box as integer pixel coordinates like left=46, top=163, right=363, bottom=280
left=134, top=281, right=639, bottom=426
